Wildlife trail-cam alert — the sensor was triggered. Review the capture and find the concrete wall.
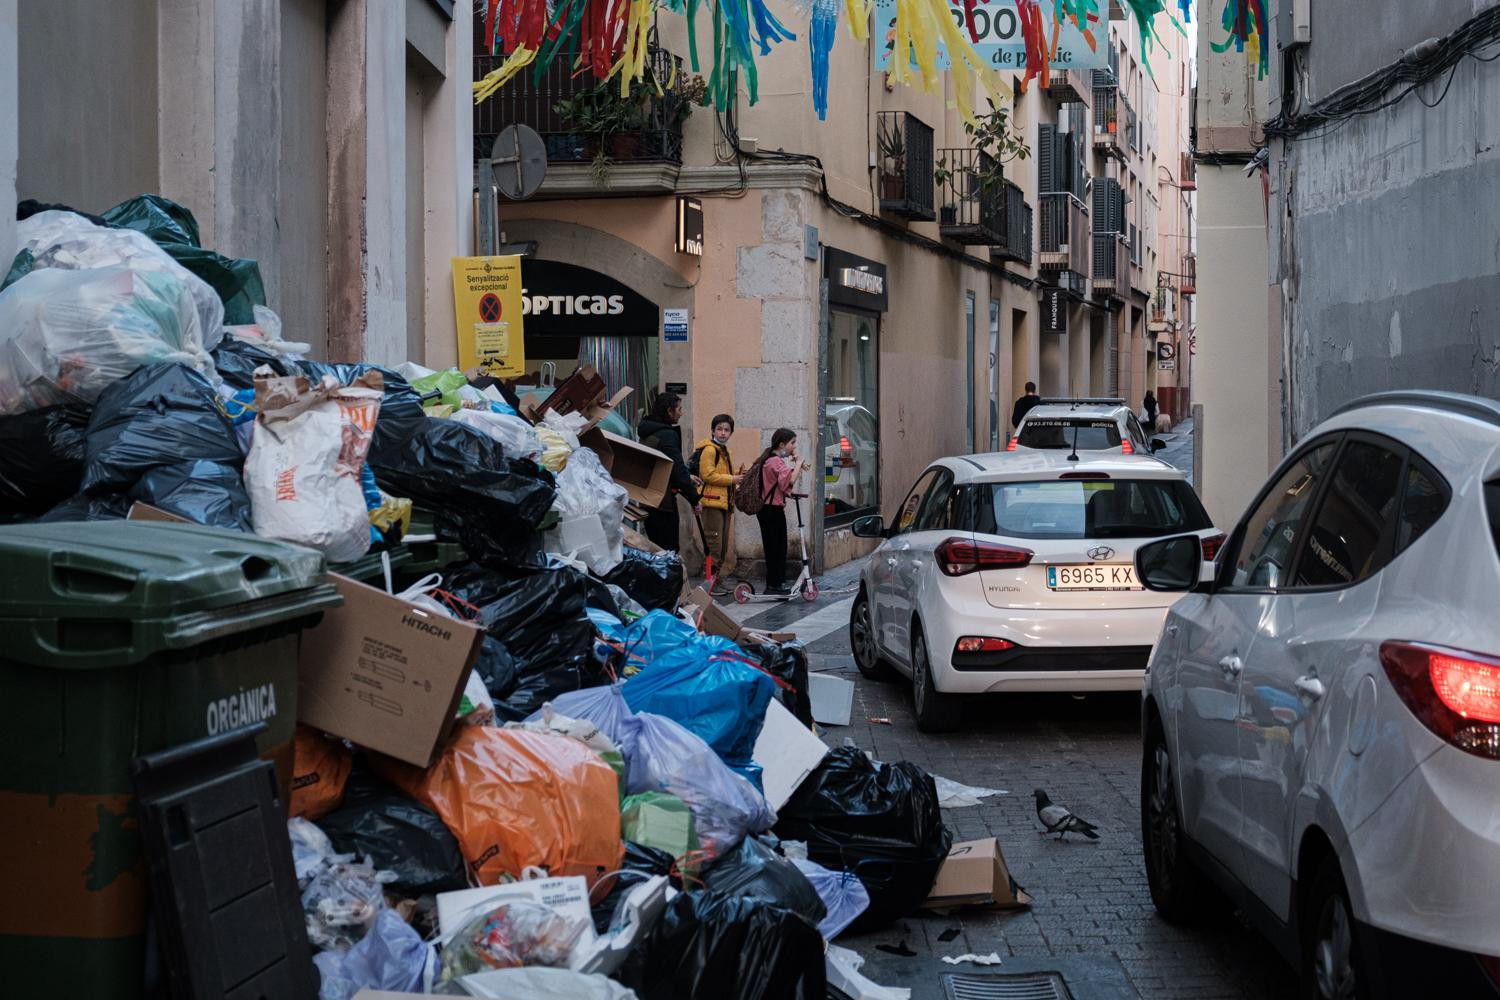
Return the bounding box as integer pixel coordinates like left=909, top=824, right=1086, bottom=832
left=280, top=0, right=331, bottom=355
left=1196, top=164, right=1274, bottom=528
left=1271, top=18, right=1500, bottom=440
left=1196, top=0, right=1271, bottom=152
left=1303, top=1, right=1470, bottom=101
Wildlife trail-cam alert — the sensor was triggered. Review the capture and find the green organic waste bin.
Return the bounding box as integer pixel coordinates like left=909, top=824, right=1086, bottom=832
left=0, top=521, right=341, bottom=999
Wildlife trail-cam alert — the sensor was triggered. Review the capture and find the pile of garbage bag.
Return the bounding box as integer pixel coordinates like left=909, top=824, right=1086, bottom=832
left=0, top=191, right=965, bottom=1000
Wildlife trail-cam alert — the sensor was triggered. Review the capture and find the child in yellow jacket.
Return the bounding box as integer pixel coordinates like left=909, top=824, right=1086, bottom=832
left=696, top=413, right=743, bottom=593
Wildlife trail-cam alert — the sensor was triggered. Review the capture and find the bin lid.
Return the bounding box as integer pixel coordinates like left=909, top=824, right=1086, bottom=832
left=0, top=521, right=329, bottom=619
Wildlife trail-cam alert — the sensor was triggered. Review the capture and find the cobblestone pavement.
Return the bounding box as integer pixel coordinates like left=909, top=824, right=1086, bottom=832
left=722, top=547, right=1298, bottom=1000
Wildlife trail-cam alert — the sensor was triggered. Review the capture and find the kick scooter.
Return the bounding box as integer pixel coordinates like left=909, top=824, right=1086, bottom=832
left=733, top=493, right=819, bottom=604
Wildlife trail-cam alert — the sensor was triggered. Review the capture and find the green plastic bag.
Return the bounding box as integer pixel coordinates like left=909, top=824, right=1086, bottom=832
left=622, top=791, right=700, bottom=870
left=1, top=249, right=34, bottom=292
left=410, top=368, right=472, bottom=411
left=101, top=194, right=267, bottom=325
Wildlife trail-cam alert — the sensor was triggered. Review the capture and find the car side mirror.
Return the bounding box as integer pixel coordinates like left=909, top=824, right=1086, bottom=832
left=1150, top=438, right=1167, bottom=453
left=1136, top=534, right=1212, bottom=592
left=851, top=514, right=886, bottom=539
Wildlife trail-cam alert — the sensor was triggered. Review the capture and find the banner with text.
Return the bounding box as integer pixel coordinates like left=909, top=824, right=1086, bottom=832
left=874, top=0, right=1106, bottom=73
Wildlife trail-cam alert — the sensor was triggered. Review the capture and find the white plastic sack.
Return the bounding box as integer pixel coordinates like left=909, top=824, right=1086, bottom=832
left=0, top=267, right=218, bottom=414
left=460, top=967, right=639, bottom=1000
left=541, top=409, right=588, bottom=451
left=17, top=209, right=225, bottom=349
left=450, top=407, right=546, bottom=461
left=791, top=858, right=870, bottom=940
left=530, top=685, right=642, bottom=788
left=933, top=774, right=1008, bottom=808
left=246, top=368, right=382, bottom=563
left=225, top=304, right=310, bottom=359
left=551, top=446, right=627, bottom=573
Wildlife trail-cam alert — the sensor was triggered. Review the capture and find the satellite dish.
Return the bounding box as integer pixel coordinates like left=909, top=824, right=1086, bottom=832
left=490, top=125, right=548, bottom=201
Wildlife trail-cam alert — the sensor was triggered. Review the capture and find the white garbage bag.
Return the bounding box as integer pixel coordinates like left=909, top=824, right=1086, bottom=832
left=549, top=446, right=628, bottom=574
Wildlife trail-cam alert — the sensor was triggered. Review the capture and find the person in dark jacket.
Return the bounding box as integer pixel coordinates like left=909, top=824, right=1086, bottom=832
left=1011, top=381, right=1042, bottom=430
left=637, top=391, right=701, bottom=552
left=1143, top=391, right=1159, bottom=429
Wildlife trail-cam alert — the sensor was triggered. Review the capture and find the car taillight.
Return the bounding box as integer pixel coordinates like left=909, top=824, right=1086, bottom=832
left=1121, top=439, right=1134, bottom=455
left=1006, top=437, right=1018, bottom=451
left=1200, top=532, right=1226, bottom=561
left=956, top=637, right=1015, bottom=653
left=840, top=436, right=855, bottom=467
left=1380, top=641, right=1500, bottom=758
left=936, top=538, right=1033, bottom=576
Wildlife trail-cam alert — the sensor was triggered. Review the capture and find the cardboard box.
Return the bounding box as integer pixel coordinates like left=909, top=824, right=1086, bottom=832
left=808, top=672, right=855, bottom=727
left=519, top=364, right=629, bottom=432
left=582, top=427, right=673, bottom=508
left=751, top=698, right=830, bottom=811
left=682, top=586, right=745, bottom=643
left=126, top=502, right=190, bottom=523
left=297, top=574, right=485, bottom=767
left=436, top=876, right=593, bottom=948
left=922, top=837, right=1032, bottom=911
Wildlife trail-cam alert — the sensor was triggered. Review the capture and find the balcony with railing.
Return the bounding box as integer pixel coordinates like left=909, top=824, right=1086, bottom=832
left=877, top=111, right=936, bottom=222
left=991, top=181, right=1032, bottom=265
left=475, top=35, right=688, bottom=193
left=1092, top=86, right=1125, bottom=161
left=1044, top=69, right=1093, bottom=106
left=1092, top=232, right=1132, bottom=302
left=935, top=148, right=1006, bottom=245
left=1126, top=100, right=1139, bottom=154
left=1039, top=192, right=1090, bottom=292
left=1181, top=253, right=1196, bottom=294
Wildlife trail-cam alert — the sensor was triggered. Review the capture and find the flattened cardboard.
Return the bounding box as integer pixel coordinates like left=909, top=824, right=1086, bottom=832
left=297, top=574, right=485, bottom=767
left=582, top=427, right=673, bottom=509
left=808, top=672, right=855, bottom=727
left=922, top=837, right=1032, bottom=911
left=126, top=502, right=190, bottom=524
left=683, top=587, right=744, bottom=643
left=751, top=698, right=830, bottom=811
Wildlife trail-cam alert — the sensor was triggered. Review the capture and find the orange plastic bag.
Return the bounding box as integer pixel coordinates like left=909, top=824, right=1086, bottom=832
left=290, top=726, right=352, bottom=821
left=373, top=726, right=623, bottom=887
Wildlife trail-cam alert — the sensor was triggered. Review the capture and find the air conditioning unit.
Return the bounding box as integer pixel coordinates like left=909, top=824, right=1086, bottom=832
left=1277, top=0, right=1310, bottom=49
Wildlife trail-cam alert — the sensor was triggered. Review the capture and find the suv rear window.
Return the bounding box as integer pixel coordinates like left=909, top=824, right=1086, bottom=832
left=1017, top=418, right=1121, bottom=451
left=970, top=479, right=1212, bottom=539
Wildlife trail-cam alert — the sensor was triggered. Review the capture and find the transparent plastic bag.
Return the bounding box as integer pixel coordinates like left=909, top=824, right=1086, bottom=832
left=450, top=407, right=546, bottom=462
left=0, top=267, right=218, bottom=414
left=301, top=856, right=398, bottom=952
left=508, top=704, right=626, bottom=787
left=439, top=900, right=588, bottom=981
left=791, top=857, right=871, bottom=940
left=16, top=209, right=225, bottom=349
left=313, top=908, right=433, bottom=1000
left=288, top=816, right=341, bottom=887
left=551, top=446, right=627, bottom=573
left=224, top=304, right=310, bottom=359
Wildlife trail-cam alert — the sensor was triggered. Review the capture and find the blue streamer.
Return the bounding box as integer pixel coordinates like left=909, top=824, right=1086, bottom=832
left=810, top=0, right=837, bottom=119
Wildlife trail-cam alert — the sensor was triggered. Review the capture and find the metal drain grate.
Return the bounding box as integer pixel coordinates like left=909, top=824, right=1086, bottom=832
left=942, top=971, right=1076, bottom=1000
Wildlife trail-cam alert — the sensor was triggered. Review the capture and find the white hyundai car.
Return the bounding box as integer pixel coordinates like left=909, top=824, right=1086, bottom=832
left=1011, top=397, right=1164, bottom=456
left=848, top=449, right=1220, bottom=731
left=1135, top=390, right=1500, bottom=999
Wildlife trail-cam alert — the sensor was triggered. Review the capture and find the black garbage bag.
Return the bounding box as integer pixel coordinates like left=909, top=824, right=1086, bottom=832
left=316, top=764, right=468, bottom=896
left=211, top=338, right=293, bottom=389
left=38, top=492, right=134, bottom=523
left=744, top=641, right=812, bottom=727
left=371, top=419, right=555, bottom=569
left=629, top=893, right=826, bottom=1000
left=601, top=547, right=685, bottom=612
left=101, top=194, right=267, bottom=324
left=444, top=560, right=611, bottom=720
left=77, top=363, right=251, bottom=531
left=471, top=635, right=520, bottom=703
left=0, top=404, right=89, bottom=520
left=297, top=362, right=427, bottom=464
left=591, top=841, right=677, bottom=934
left=701, top=836, right=826, bottom=928
left=772, top=746, right=951, bottom=933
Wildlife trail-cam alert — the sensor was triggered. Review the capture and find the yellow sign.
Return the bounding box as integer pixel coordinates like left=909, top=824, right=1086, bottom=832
left=451, top=255, right=525, bottom=377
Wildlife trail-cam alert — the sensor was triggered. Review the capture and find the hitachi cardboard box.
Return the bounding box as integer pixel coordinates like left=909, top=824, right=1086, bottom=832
left=297, top=574, right=485, bottom=767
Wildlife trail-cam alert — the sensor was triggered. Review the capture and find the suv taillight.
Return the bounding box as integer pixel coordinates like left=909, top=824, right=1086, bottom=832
left=1006, top=437, right=1019, bottom=452
left=936, top=538, right=1033, bottom=576
left=1200, top=532, right=1226, bottom=562
left=1381, top=641, right=1500, bottom=758
left=840, top=436, right=855, bottom=467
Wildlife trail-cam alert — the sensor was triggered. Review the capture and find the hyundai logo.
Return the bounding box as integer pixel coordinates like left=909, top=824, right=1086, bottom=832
left=1087, top=546, right=1115, bottom=561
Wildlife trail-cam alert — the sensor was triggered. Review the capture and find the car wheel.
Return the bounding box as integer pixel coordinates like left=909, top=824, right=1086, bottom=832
left=911, top=628, right=961, bottom=733
left=849, top=591, right=894, bottom=681
left=1301, top=859, right=1369, bottom=1000
left=1142, top=720, right=1214, bottom=922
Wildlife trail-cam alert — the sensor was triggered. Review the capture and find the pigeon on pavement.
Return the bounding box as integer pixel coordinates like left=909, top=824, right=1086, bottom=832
left=1034, top=788, right=1099, bottom=840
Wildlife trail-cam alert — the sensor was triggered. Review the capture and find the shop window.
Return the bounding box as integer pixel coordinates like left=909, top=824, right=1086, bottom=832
left=826, top=309, right=879, bottom=519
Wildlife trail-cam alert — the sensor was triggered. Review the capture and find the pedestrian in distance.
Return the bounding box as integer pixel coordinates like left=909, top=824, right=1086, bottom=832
left=695, top=413, right=743, bottom=595
left=1011, top=381, right=1042, bottom=430
left=1143, top=390, right=1159, bottom=429
left=755, top=428, right=808, bottom=595
left=636, top=391, right=701, bottom=553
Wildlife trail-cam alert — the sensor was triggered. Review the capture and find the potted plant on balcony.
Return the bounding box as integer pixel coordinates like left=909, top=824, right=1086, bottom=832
left=554, top=79, right=652, bottom=187
left=878, top=117, right=907, bottom=203
left=933, top=156, right=957, bottom=225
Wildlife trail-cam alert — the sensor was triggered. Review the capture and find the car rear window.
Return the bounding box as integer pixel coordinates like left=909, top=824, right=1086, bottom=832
left=970, top=479, right=1212, bottom=539
left=1017, top=418, right=1121, bottom=450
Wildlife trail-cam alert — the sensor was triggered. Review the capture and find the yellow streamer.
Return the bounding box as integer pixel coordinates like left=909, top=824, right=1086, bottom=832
left=472, top=46, right=539, bottom=104
left=845, top=0, right=872, bottom=42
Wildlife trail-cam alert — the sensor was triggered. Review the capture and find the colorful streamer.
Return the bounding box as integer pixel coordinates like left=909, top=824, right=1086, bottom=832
left=1210, top=0, right=1267, bottom=80
left=807, top=0, right=839, bottom=119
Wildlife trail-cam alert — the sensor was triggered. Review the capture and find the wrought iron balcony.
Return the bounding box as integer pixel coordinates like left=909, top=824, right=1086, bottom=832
left=1039, top=192, right=1090, bottom=279
left=935, top=148, right=1005, bottom=245
left=1092, top=47, right=1121, bottom=89
left=1182, top=253, right=1196, bottom=295
left=1044, top=69, right=1092, bottom=106
left=991, top=181, right=1032, bottom=265
left=1092, top=86, right=1126, bottom=161
left=877, top=111, right=936, bottom=222
left=474, top=39, right=686, bottom=171
left=1092, top=232, right=1132, bottom=302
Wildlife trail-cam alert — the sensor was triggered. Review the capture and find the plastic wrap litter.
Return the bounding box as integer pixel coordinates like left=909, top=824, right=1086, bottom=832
left=16, top=208, right=225, bottom=349
left=440, top=900, right=589, bottom=981
left=289, top=816, right=339, bottom=886
left=550, top=446, right=628, bottom=574
left=289, top=726, right=352, bottom=822
left=0, top=266, right=219, bottom=415
left=371, top=726, right=623, bottom=886
left=790, top=858, right=870, bottom=940
left=78, top=362, right=251, bottom=530
left=701, top=836, right=826, bottom=928
left=0, top=403, right=88, bottom=519
left=449, top=407, right=546, bottom=462
left=313, top=908, right=432, bottom=1000
left=300, top=855, right=397, bottom=952
left=245, top=367, right=382, bottom=562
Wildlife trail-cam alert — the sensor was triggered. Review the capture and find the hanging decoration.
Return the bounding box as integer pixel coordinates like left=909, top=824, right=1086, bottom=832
left=1210, top=0, right=1267, bottom=80
left=805, top=0, right=840, bottom=119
